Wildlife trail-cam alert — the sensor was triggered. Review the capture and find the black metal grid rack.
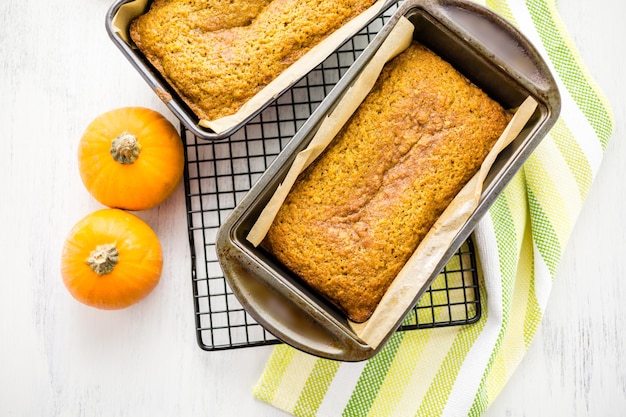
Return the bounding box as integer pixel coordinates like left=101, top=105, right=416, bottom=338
left=182, top=6, right=481, bottom=351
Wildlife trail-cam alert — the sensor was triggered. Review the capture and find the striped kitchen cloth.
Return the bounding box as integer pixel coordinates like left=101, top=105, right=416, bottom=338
left=253, top=0, right=614, bottom=415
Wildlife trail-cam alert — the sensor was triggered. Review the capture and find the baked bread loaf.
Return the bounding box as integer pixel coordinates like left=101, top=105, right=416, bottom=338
left=264, top=42, right=511, bottom=323
left=130, top=0, right=377, bottom=122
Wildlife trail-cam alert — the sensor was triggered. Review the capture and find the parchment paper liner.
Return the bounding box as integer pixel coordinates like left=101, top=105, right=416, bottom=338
left=111, top=0, right=390, bottom=135
left=245, top=13, right=538, bottom=348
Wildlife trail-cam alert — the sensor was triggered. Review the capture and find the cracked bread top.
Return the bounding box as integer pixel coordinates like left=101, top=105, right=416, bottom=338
left=130, top=0, right=377, bottom=121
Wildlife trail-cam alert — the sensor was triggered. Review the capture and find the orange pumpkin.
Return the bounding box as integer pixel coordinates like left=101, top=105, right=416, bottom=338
left=78, top=107, right=184, bottom=211
left=61, top=208, right=163, bottom=310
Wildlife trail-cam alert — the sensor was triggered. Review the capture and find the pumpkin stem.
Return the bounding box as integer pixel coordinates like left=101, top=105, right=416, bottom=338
left=110, top=132, right=142, bottom=164
left=87, top=243, right=119, bottom=275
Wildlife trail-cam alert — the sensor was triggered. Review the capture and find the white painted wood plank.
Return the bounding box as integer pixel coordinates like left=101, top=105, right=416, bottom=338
left=0, top=0, right=623, bottom=415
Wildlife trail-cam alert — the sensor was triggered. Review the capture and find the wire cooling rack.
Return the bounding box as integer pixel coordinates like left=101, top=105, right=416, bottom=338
left=182, top=5, right=482, bottom=351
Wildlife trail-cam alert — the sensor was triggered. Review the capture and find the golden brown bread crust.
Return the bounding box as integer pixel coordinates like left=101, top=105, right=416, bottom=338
left=130, top=0, right=377, bottom=121
left=264, top=42, right=511, bottom=323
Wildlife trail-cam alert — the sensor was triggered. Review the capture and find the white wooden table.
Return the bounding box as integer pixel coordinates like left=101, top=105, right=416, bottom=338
left=1, top=0, right=623, bottom=415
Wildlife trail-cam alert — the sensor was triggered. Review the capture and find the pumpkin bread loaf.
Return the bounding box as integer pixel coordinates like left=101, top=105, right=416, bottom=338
left=264, top=42, right=512, bottom=323
left=130, top=0, right=377, bottom=121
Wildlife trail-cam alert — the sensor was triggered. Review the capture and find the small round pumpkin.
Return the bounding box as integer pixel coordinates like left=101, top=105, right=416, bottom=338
left=78, top=107, right=184, bottom=211
left=61, top=208, right=163, bottom=310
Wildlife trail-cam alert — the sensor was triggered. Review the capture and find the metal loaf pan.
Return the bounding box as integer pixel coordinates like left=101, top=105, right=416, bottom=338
left=216, top=0, right=561, bottom=361
left=105, top=0, right=396, bottom=140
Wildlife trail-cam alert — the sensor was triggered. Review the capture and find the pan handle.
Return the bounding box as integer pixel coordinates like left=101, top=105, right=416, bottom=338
left=423, top=0, right=559, bottom=104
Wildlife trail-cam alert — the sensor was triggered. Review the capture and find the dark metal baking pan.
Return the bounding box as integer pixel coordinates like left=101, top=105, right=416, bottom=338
left=105, top=0, right=397, bottom=141
left=216, top=0, right=561, bottom=361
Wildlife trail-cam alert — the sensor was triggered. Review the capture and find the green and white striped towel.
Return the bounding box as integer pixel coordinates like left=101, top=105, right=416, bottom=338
left=253, top=0, right=614, bottom=415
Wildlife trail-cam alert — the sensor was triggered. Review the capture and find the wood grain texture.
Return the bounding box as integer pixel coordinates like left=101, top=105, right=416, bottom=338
left=0, top=0, right=622, bottom=415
